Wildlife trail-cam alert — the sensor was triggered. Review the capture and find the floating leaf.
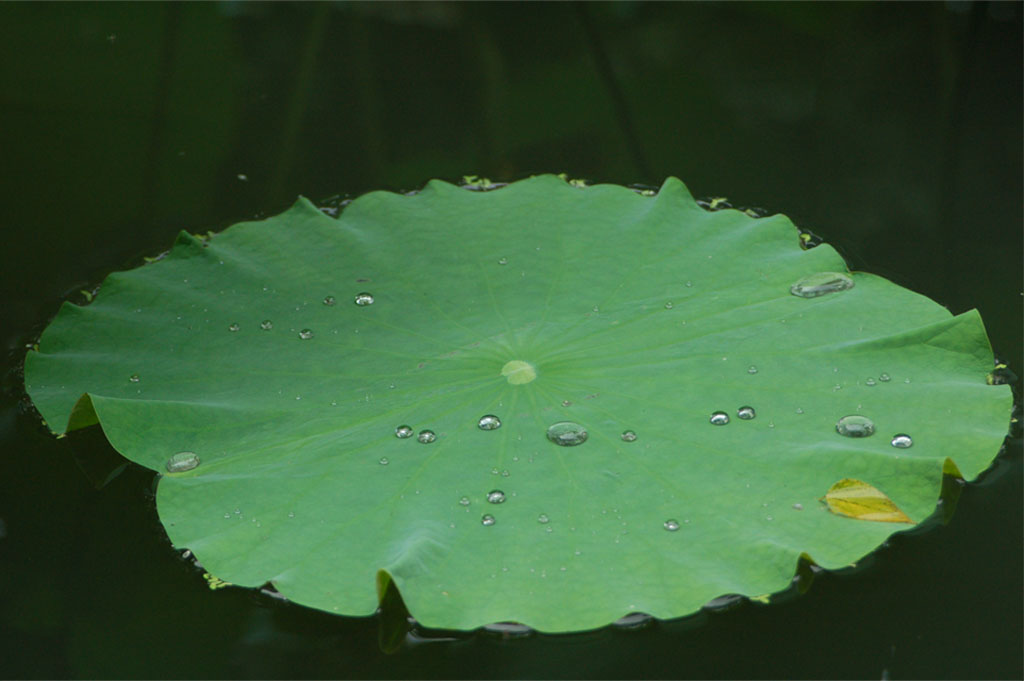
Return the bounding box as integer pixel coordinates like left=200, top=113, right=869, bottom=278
left=24, top=175, right=1011, bottom=632
left=822, top=478, right=914, bottom=524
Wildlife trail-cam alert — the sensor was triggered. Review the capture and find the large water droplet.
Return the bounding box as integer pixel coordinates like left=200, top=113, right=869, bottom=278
left=736, top=406, right=756, bottom=420
left=395, top=425, right=414, bottom=439
left=621, top=430, right=637, bottom=442
left=546, top=421, right=588, bottom=446
left=477, top=414, right=501, bottom=430
left=486, top=490, right=506, bottom=504
left=417, top=430, right=436, bottom=444
left=664, top=519, right=680, bottom=531
left=836, top=414, right=875, bottom=438
left=323, top=295, right=336, bottom=306
left=790, top=272, right=854, bottom=298
left=354, top=292, right=374, bottom=306
left=298, top=328, right=314, bottom=340
left=259, top=319, right=273, bottom=330
left=166, top=451, right=200, bottom=473
left=709, top=411, right=730, bottom=425
left=228, top=322, right=240, bottom=332
left=129, top=373, right=140, bottom=383
left=481, top=514, right=496, bottom=526
left=890, top=433, right=913, bottom=448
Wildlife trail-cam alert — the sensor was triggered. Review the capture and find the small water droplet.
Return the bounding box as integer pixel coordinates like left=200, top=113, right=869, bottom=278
left=228, top=322, right=240, bottom=332
left=497, top=257, right=508, bottom=265
left=129, top=373, right=140, bottom=383
left=354, top=292, right=374, bottom=306
left=592, top=305, right=600, bottom=313
left=223, top=513, right=231, bottom=519
left=766, top=515, right=774, bottom=521
left=323, top=295, right=336, bottom=306
left=501, top=469, right=510, bottom=477
left=477, top=414, right=501, bottom=430
left=796, top=407, right=804, bottom=414
left=789, top=272, right=855, bottom=298
left=879, top=373, right=891, bottom=382
left=395, top=425, right=414, bottom=438
left=664, top=301, right=673, bottom=309
left=664, top=519, right=680, bottom=531
left=481, top=514, right=496, bottom=526
left=792, top=503, right=804, bottom=510
left=747, top=365, right=758, bottom=374
left=865, top=378, right=876, bottom=386
left=836, top=414, right=876, bottom=438
left=486, top=490, right=506, bottom=504
left=459, top=496, right=471, bottom=506
left=417, top=430, right=436, bottom=444
left=298, top=328, right=314, bottom=340
left=378, top=457, right=389, bottom=465
left=621, top=430, right=637, bottom=442
left=709, top=411, right=730, bottom=425
left=685, top=280, right=692, bottom=287
left=890, top=433, right=913, bottom=448
left=736, top=406, right=756, bottom=420
left=546, top=421, right=588, bottom=446
left=904, top=377, right=911, bottom=384
left=288, top=511, right=295, bottom=518
left=259, top=319, right=273, bottom=330
left=537, top=513, right=550, bottom=524
left=166, top=451, right=200, bottom=473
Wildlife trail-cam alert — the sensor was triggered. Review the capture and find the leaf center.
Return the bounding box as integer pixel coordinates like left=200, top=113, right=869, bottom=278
left=501, top=360, right=536, bottom=385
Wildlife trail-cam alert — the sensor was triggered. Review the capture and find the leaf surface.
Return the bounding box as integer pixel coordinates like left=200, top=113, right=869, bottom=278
left=25, top=175, right=1011, bottom=632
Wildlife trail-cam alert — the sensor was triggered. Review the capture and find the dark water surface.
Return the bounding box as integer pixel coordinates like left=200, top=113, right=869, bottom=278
left=1, top=3, right=1020, bottom=679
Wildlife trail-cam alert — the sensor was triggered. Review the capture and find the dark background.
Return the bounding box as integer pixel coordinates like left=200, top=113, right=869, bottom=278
left=0, top=2, right=1020, bottom=679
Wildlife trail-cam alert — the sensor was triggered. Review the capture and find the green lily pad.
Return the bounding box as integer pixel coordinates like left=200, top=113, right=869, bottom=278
left=25, top=175, right=1010, bottom=632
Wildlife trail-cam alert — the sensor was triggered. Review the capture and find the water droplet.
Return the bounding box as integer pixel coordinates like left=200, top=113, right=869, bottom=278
left=879, top=373, right=891, bottom=382
left=796, top=407, right=804, bottom=414
left=789, top=272, right=855, bottom=298
left=768, top=420, right=775, bottom=429
left=621, top=430, right=637, bottom=442
left=456, top=496, right=471, bottom=508
left=228, top=322, right=240, bottom=332
left=128, top=373, right=140, bottom=383
left=664, top=519, right=680, bottom=531
left=747, top=365, right=758, bottom=374
left=836, top=414, right=876, bottom=438
left=497, top=257, right=508, bottom=265
left=890, top=433, right=913, bottom=448
left=298, top=328, right=314, bottom=340
left=323, top=295, right=336, bottom=306
left=904, top=378, right=911, bottom=384
left=685, top=280, right=692, bottom=287
left=736, top=406, right=756, bottom=420
left=865, top=378, right=876, bottom=386
left=792, top=503, right=804, bottom=510
left=378, top=457, right=389, bottom=465
left=417, top=430, right=436, bottom=444
left=166, top=451, right=200, bottom=473
left=259, top=319, right=273, bottom=330
left=537, top=513, right=550, bottom=524
left=223, top=513, right=231, bottom=519
left=664, top=301, right=673, bottom=309
left=481, top=514, right=495, bottom=526
left=613, top=612, right=654, bottom=630
left=486, top=490, right=506, bottom=504
left=354, top=292, right=374, bottom=306
left=477, top=414, right=501, bottom=430
left=709, top=411, right=730, bottom=425
left=546, top=421, right=588, bottom=446
left=561, top=399, right=573, bottom=407
left=501, top=469, right=510, bottom=477
left=288, top=511, right=295, bottom=518
left=394, top=425, right=413, bottom=438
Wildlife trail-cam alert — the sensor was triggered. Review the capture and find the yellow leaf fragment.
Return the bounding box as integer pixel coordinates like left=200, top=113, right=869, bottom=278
left=822, top=478, right=914, bottom=524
